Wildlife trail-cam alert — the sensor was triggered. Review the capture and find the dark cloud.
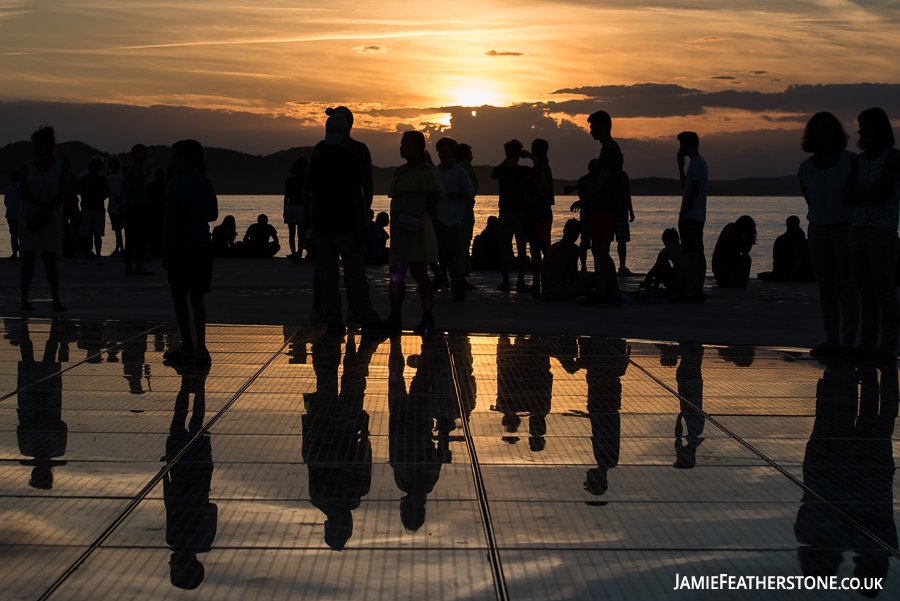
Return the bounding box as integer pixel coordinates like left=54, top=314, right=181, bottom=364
left=484, top=50, right=524, bottom=56
left=549, top=83, right=706, bottom=118
left=761, top=114, right=808, bottom=123
left=710, top=76, right=738, bottom=80
left=771, top=78, right=782, bottom=82
left=750, top=71, right=768, bottom=75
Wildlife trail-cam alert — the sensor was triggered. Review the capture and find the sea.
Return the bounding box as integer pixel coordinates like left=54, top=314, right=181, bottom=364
left=2, top=195, right=808, bottom=274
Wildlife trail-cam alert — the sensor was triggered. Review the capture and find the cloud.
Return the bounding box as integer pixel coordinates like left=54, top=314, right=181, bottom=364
left=686, top=36, right=723, bottom=44
left=749, top=71, right=768, bottom=75
left=352, top=44, right=389, bottom=54
left=484, top=50, right=524, bottom=56
left=710, top=76, right=738, bottom=80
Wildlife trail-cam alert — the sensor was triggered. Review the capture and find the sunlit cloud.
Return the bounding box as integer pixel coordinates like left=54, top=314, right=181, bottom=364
left=485, top=50, right=524, bottom=56
left=353, top=44, right=390, bottom=53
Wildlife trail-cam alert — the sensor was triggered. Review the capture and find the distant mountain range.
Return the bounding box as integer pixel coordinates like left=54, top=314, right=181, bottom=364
left=1, top=140, right=803, bottom=197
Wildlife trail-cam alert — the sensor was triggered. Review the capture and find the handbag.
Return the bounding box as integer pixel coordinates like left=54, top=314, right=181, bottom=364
left=395, top=213, right=423, bottom=234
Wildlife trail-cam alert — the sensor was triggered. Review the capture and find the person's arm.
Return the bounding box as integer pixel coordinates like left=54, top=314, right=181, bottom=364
left=843, top=155, right=861, bottom=205
left=846, top=150, right=900, bottom=205
left=641, top=250, right=665, bottom=287
left=162, top=180, right=178, bottom=269
left=208, top=182, right=219, bottom=222
left=270, top=225, right=279, bottom=245
left=799, top=181, right=810, bottom=205
left=361, top=162, right=374, bottom=210
left=626, top=190, right=635, bottom=221
left=570, top=168, right=611, bottom=212
left=351, top=186, right=368, bottom=247
left=284, top=179, right=290, bottom=211
left=54, top=164, right=70, bottom=210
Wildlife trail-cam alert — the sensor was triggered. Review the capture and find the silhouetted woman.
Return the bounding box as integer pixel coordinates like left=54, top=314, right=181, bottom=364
left=386, top=131, right=441, bottom=333
left=211, top=215, right=237, bottom=257
left=799, top=112, right=859, bottom=355
left=19, top=126, right=68, bottom=312
left=711, top=215, right=757, bottom=288
left=284, top=156, right=308, bottom=262
left=843, top=107, right=900, bottom=358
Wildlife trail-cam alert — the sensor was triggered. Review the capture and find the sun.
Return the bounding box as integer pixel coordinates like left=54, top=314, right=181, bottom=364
left=446, top=80, right=504, bottom=107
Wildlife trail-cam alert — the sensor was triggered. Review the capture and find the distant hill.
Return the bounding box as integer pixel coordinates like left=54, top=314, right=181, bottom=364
left=2, top=140, right=801, bottom=197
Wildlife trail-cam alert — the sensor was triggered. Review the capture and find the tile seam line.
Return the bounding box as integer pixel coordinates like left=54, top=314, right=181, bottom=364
left=0, top=321, right=164, bottom=403
left=602, top=338, right=900, bottom=561
left=446, top=334, right=510, bottom=601
left=34, top=327, right=301, bottom=601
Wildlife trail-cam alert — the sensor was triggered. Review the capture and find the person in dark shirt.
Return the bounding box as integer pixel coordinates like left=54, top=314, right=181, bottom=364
left=304, top=112, right=387, bottom=331
left=760, top=215, right=809, bottom=281
left=312, top=106, right=374, bottom=209
left=712, top=215, right=757, bottom=288
left=471, top=215, right=504, bottom=270
left=491, top=139, right=531, bottom=292
left=283, top=157, right=308, bottom=262
left=564, top=110, right=624, bottom=305
left=541, top=219, right=596, bottom=301
left=77, top=156, right=110, bottom=264
left=147, top=168, right=167, bottom=258
left=242, top=214, right=280, bottom=257
left=522, top=139, right=555, bottom=298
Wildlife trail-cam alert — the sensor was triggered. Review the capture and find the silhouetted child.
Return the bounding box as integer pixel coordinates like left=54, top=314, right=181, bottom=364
left=640, top=228, right=690, bottom=297
left=541, top=218, right=597, bottom=301
left=162, top=139, right=218, bottom=363
left=365, top=210, right=390, bottom=264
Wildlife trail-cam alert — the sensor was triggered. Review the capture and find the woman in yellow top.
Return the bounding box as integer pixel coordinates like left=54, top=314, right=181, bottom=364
left=386, top=131, right=442, bottom=333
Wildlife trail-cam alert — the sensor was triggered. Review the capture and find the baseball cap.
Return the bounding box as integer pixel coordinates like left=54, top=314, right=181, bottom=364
left=324, top=113, right=349, bottom=145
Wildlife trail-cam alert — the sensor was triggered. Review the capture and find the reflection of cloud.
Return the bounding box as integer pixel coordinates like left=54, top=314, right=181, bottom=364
left=485, top=50, right=524, bottom=56
left=710, top=76, right=737, bottom=80
left=353, top=44, right=389, bottom=54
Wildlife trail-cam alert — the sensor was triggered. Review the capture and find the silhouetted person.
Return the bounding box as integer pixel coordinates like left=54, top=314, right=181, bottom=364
left=123, top=143, right=154, bottom=276
left=162, top=139, right=218, bottom=364
left=471, top=215, right=503, bottom=270
left=162, top=363, right=216, bottom=590
left=15, top=319, right=67, bottom=489
left=5, top=168, right=22, bottom=260
left=106, top=156, right=125, bottom=257
left=121, top=324, right=150, bottom=394
left=431, top=137, right=475, bottom=299
left=574, top=158, right=599, bottom=274
left=564, top=111, right=624, bottom=305
left=364, top=210, right=390, bottom=264
left=712, top=215, right=757, bottom=288
left=759, top=216, right=807, bottom=281
left=521, top=138, right=555, bottom=298
left=389, top=334, right=449, bottom=531
left=454, top=143, right=478, bottom=286
left=493, top=335, right=553, bottom=451
left=794, top=360, right=898, bottom=597
left=19, top=125, right=68, bottom=312
left=640, top=228, right=689, bottom=297
left=674, top=131, right=708, bottom=301
left=843, top=107, right=900, bottom=359
left=284, top=156, right=308, bottom=262
left=303, top=331, right=378, bottom=550
left=674, top=343, right=705, bottom=469
left=211, top=215, right=238, bottom=257
left=799, top=112, right=859, bottom=356
left=312, top=106, right=374, bottom=210
left=242, top=213, right=280, bottom=257
left=77, top=156, right=110, bottom=265
left=147, top=167, right=167, bottom=258
left=59, top=156, right=80, bottom=259
left=614, top=170, right=636, bottom=276
left=492, top=139, right=531, bottom=292
left=541, top=218, right=597, bottom=301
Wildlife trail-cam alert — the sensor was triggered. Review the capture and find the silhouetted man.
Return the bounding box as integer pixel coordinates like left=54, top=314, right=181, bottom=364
left=676, top=131, right=708, bottom=300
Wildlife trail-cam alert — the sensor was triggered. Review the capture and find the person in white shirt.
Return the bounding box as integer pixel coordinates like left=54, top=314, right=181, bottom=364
left=431, top=137, right=475, bottom=300
left=676, top=131, right=708, bottom=301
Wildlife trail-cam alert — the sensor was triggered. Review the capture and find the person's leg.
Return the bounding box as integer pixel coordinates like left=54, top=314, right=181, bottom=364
left=604, top=253, right=620, bottom=296
left=41, top=253, right=63, bottom=308
left=409, top=261, right=434, bottom=324
left=498, top=212, right=513, bottom=286
left=579, top=211, right=590, bottom=272
left=852, top=228, right=879, bottom=350
left=388, top=262, right=408, bottom=323
left=335, top=231, right=380, bottom=323
left=512, top=214, right=527, bottom=287
left=133, top=207, right=150, bottom=268
left=94, top=235, right=103, bottom=257
left=529, top=241, right=542, bottom=293
left=288, top=223, right=297, bottom=257
left=829, top=222, right=859, bottom=346
left=123, top=212, right=134, bottom=269
left=617, top=241, right=627, bottom=270
left=591, top=241, right=611, bottom=297
left=442, top=223, right=463, bottom=293
left=457, top=211, right=474, bottom=277
left=869, top=227, right=899, bottom=353
left=171, top=290, right=194, bottom=353
left=8, top=219, right=19, bottom=258
left=696, top=252, right=707, bottom=295
left=20, top=251, right=37, bottom=308
left=189, top=292, right=207, bottom=352
left=314, top=228, right=343, bottom=325
left=807, top=222, right=842, bottom=344
left=737, top=255, right=752, bottom=288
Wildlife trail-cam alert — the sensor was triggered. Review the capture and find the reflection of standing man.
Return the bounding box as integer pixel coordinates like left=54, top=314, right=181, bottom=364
left=303, top=332, right=378, bottom=550
left=674, top=343, right=705, bottom=469
left=162, top=363, right=216, bottom=591
left=15, top=319, right=67, bottom=489
left=493, top=335, right=553, bottom=451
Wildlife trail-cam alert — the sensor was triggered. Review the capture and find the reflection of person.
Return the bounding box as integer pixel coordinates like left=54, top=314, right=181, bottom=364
left=15, top=319, right=67, bottom=489
left=493, top=335, right=553, bottom=451
left=303, top=331, right=378, bottom=550
left=673, top=343, right=705, bottom=469
left=389, top=334, right=448, bottom=531
left=843, top=107, right=900, bottom=359
left=798, top=112, right=859, bottom=355
left=711, top=215, right=757, bottom=288
left=578, top=337, right=628, bottom=504
left=162, top=363, right=216, bottom=590
left=794, top=360, right=898, bottom=593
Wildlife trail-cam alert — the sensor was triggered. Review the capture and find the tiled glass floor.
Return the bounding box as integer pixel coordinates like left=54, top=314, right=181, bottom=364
left=1, top=319, right=898, bottom=600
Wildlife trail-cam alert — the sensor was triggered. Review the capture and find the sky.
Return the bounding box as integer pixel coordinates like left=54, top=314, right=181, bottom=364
left=2, top=0, right=900, bottom=178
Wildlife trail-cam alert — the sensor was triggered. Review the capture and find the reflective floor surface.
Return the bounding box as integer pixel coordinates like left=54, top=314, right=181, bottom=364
left=0, top=318, right=897, bottom=600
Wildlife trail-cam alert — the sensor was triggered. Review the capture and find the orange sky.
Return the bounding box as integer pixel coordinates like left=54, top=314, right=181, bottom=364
left=2, top=1, right=899, bottom=176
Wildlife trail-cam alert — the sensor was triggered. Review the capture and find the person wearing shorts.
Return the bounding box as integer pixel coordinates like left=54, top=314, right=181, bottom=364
left=677, top=131, right=708, bottom=300
left=163, top=139, right=218, bottom=364
left=522, top=138, right=555, bottom=298
left=78, top=156, right=109, bottom=265
left=492, top=139, right=531, bottom=292
left=615, top=171, right=635, bottom=276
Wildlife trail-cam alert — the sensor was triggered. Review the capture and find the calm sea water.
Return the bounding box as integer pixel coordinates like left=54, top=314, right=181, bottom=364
left=1, top=195, right=808, bottom=273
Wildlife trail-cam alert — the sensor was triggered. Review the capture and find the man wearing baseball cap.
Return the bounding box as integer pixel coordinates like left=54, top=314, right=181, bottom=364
left=313, top=106, right=374, bottom=210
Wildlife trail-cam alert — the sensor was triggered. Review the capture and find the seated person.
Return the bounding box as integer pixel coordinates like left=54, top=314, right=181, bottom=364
left=758, top=215, right=807, bottom=281
left=789, top=239, right=816, bottom=282
left=364, top=210, right=390, bottom=264
left=712, top=215, right=757, bottom=288
left=639, top=228, right=690, bottom=297
left=211, top=215, right=238, bottom=257
left=541, top=219, right=597, bottom=301
left=242, top=214, right=280, bottom=257
left=471, top=215, right=503, bottom=270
